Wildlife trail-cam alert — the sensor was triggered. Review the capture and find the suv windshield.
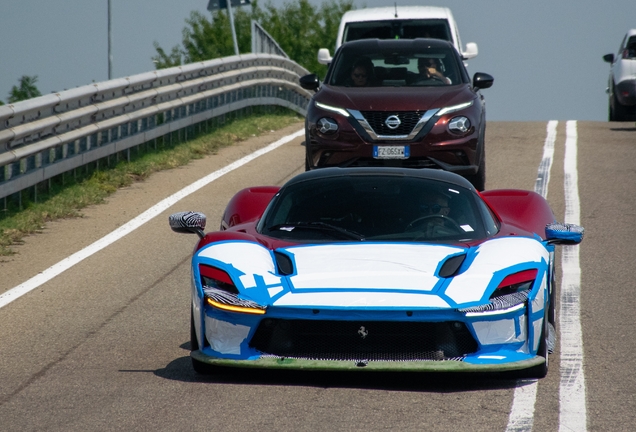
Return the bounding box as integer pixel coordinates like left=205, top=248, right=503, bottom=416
left=260, top=175, right=496, bottom=243
left=328, top=42, right=462, bottom=88
left=343, top=19, right=452, bottom=43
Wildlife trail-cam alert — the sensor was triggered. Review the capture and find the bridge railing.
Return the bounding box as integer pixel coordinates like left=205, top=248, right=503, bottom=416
left=0, top=53, right=312, bottom=201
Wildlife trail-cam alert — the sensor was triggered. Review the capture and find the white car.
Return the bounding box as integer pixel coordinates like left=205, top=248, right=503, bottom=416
left=318, top=6, right=478, bottom=65
left=603, top=29, right=636, bottom=121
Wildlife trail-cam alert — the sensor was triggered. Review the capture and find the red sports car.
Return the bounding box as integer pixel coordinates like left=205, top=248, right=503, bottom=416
left=300, top=38, right=493, bottom=190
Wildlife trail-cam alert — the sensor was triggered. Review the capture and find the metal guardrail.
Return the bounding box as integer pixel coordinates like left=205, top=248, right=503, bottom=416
left=251, top=20, right=289, bottom=58
left=0, top=53, right=312, bottom=201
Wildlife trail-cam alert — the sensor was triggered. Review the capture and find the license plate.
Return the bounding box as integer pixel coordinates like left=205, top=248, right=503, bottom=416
left=373, top=145, right=410, bottom=159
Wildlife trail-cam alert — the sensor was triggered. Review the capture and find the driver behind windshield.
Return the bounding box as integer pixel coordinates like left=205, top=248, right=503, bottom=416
left=416, top=57, right=452, bottom=84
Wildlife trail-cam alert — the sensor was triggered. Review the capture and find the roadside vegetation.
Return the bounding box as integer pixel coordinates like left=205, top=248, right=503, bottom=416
left=0, top=75, right=42, bottom=105
left=0, top=108, right=302, bottom=256
left=153, top=0, right=354, bottom=78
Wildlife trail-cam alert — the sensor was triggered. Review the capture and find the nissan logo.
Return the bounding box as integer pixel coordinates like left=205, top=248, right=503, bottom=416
left=385, top=115, right=401, bottom=129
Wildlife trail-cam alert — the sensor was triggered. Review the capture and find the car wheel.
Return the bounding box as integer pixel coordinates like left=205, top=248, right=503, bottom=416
left=190, top=309, right=216, bottom=375
left=520, top=312, right=549, bottom=379
left=467, top=136, right=486, bottom=191
left=304, top=129, right=312, bottom=171
left=305, top=150, right=311, bottom=171
left=548, top=269, right=556, bottom=326
left=610, top=86, right=636, bottom=121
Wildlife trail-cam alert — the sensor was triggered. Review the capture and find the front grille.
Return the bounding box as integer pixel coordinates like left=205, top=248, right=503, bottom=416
left=360, top=111, right=423, bottom=136
left=249, top=319, right=478, bottom=362
left=345, top=158, right=438, bottom=169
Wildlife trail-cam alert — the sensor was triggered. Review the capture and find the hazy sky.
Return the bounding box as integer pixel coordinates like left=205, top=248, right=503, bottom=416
left=1, top=0, right=635, bottom=121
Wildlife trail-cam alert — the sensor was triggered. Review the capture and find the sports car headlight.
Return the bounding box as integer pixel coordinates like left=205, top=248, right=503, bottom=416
left=491, top=269, right=537, bottom=299
left=459, top=269, right=537, bottom=315
left=437, top=101, right=474, bottom=116
left=199, top=264, right=238, bottom=294
left=315, top=101, right=350, bottom=117
left=199, top=264, right=266, bottom=315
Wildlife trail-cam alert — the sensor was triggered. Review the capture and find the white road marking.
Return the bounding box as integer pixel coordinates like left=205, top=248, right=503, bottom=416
left=534, top=120, right=559, bottom=198
left=559, top=121, right=587, bottom=431
left=0, top=129, right=304, bottom=309
left=506, top=120, right=558, bottom=432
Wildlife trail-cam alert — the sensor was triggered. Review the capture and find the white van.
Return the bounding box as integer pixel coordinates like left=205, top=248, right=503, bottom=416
left=318, top=6, right=478, bottom=64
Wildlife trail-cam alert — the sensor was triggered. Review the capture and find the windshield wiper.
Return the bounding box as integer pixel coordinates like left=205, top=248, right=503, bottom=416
left=269, top=222, right=365, bottom=241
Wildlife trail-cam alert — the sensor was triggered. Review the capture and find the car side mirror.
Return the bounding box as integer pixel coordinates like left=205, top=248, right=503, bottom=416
left=169, top=211, right=207, bottom=239
left=603, top=53, right=614, bottom=63
left=473, top=72, right=494, bottom=89
left=545, top=222, right=584, bottom=245
left=299, top=74, right=320, bottom=91
left=462, top=42, right=479, bottom=60
left=317, top=48, right=332, bottom=65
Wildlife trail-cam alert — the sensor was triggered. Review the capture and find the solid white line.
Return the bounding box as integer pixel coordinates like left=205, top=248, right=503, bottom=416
left=506, top=380, right=539, bottom=431
left=534, top=120, right=558, bottom=198
left=0, top=129, right=305, bottom=310
left=506, top=120, right=558, bottom=432
left=559, top=121, right=587, bottom=431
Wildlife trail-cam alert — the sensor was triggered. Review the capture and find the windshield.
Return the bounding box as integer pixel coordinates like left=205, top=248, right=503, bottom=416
left=343, top=19, right=452, bottom=44
left=327, top=42, right=462, bottom=88
left=260, top=175, right=496, bottom=243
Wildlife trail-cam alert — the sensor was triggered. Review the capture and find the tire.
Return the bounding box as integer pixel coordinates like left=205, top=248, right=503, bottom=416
left=305, top=149, right=311, bottom=171
left=548, top=269, right=556, bottom=326
left=610, top=85, right=636, bottom=122
left=466, top=131, right=486, bottom=191
left=520, top=312, right=549, bottom=379
left=304, top=128, right=312, bottom=171
left=190, top=309, right=216, bottom=375
left=608, top=93, right=616, bottom=121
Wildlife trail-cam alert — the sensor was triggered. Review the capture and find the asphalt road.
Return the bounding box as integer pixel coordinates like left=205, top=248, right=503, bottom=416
left=1, top=120, right=635, bottom=431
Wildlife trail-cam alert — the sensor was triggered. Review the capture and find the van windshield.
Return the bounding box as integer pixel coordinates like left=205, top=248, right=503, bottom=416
left=343, top=19, right=452, bottom=44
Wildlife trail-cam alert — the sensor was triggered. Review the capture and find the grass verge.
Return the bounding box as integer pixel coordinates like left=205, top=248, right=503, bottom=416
left=0, top=108, right=303, bottom=256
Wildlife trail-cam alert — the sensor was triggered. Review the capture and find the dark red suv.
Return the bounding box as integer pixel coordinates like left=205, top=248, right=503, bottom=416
left=300, top=38, right=493, bottom=190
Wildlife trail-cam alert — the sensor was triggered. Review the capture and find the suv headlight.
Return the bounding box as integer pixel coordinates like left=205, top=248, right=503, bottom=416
left=317, top=117, right=339, bottom=134
left=448, top=116, right=471, bottom=133
left=437, top=101, right=473, bottom=116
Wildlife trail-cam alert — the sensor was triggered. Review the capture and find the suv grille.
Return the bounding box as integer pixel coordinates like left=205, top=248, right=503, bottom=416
left=249, top=319, right=478, bottom=362
left=360, top=111, right=423, bottom=136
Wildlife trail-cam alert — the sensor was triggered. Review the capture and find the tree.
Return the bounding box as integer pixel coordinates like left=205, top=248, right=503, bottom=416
left=152, top=0, right=354, bottom=77
left=8, top=75, right=42, bottom=103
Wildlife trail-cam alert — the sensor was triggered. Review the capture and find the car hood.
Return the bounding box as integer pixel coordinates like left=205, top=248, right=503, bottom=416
left=196, top=237, right=549, bottom=310
left=314, top=84, right=475, bottom=112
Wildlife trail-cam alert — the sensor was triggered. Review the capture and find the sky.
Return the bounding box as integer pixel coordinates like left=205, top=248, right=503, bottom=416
left=1, top=0, right=635, bottom=121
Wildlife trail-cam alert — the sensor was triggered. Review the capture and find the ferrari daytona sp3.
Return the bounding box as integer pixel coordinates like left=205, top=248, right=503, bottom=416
left=169, top=167, right=583, bottom=378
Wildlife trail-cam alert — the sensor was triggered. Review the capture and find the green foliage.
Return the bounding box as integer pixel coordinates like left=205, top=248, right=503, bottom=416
left=8, top=75, right=42, bottom=103
left=152, top=0, right=354, bottom=77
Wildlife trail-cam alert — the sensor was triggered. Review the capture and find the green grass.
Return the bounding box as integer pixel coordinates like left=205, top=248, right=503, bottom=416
left=0, top=109, right=303, bottom=256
